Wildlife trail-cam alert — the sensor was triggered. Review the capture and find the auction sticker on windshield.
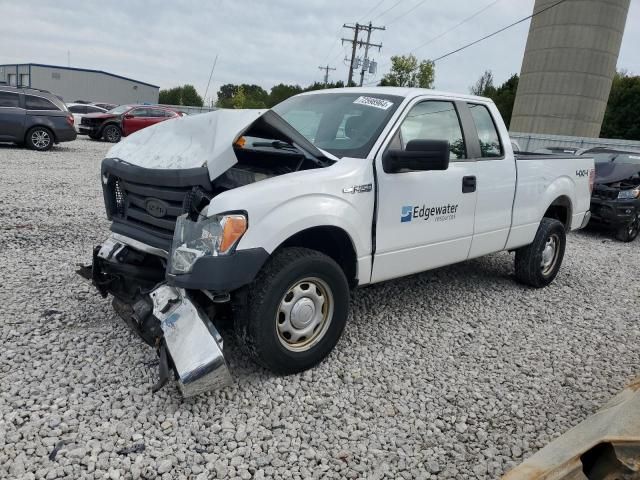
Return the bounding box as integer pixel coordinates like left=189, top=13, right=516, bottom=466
left=353, top=96, right=394, bottom=110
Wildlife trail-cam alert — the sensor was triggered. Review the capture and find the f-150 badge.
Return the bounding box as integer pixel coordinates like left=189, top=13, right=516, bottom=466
left=343, top=184, right=373, bottom=194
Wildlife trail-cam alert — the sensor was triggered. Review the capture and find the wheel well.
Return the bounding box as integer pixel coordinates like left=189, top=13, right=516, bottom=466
left=277, top=226, right=358, bottom=287
left=544, top=196, right=572, bottom=230
left=25, top=125, right=56, bottom=144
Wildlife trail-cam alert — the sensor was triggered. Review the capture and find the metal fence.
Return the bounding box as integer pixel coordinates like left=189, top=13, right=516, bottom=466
left=510, top=132, right=640, bottom=153
left=160, top=104, right=216, bottom=115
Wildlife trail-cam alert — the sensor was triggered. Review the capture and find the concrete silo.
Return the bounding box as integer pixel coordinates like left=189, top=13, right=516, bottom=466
left=510, top=0, right=630, bottom=137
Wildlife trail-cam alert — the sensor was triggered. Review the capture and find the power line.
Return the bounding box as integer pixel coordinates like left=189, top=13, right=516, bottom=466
left=372, top=0, right=406, bottom=22
left=409, top=0, right=503, bottom=54
left=358, top=0, right=387, bottom=23
left=386, top=0, right=429, bottom=26
left=432, top=0, right=568, bottom=62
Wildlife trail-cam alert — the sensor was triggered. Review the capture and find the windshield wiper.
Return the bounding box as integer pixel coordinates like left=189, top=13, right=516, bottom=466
left=252, top=140, right=297, bottom=150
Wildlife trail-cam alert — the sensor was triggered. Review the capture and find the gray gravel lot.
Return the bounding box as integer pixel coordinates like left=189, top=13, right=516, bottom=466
left=1, top=138, right=639, bottom=480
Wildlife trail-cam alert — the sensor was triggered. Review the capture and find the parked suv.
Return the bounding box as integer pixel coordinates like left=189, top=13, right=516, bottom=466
left=80, top=104, right=184, bottom=142
left=0, top=86, right=76, bottom=151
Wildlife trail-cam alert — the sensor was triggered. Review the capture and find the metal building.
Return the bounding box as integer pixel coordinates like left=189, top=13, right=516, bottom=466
left=0, top=63, right=159, bottom=104
left=510, top=0, right=631, bottom=137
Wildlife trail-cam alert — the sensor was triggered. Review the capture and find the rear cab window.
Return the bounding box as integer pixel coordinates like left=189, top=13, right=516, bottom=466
left=467, top=103, right=503, bottom=158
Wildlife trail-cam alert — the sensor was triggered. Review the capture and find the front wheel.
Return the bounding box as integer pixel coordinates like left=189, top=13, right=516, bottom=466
left=234, top=247, right=350, bottom=374
left=102, top=124, right=121, bottom=143
left=615, top=214, right=640, bottom=242
left=515, top=218, right=566, bottom=288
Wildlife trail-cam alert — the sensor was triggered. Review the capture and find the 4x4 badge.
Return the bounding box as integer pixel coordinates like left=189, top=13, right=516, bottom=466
left=342, top=184, right=372, bottom=194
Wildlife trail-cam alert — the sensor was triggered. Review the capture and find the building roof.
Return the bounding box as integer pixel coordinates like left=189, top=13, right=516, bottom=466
left=0, top=63, right=159, bottom=89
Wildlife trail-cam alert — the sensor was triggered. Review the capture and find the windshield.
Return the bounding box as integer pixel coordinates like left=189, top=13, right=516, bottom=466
left=272, top=92, right=403, bottom=159
left=593, top=152, right=640, bottom=183
left=108, top=105, right=132, bottom=115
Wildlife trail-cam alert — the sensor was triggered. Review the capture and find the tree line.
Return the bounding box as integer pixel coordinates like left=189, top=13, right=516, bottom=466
left=159, top=59, right=639, bottom=141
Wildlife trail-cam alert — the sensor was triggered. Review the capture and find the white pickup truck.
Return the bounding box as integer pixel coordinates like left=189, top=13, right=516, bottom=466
left=79, top=87, right=594, bottom=396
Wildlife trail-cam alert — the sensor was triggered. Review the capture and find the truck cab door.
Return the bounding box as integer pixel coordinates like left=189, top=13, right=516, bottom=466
left=371, top=99, right=478, bottom=283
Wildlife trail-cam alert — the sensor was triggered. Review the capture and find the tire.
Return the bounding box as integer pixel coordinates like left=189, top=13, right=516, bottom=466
left=615, top=214, right=640, bottom=242
left=25, top=126, right=54, bottom=151
left=102, top=124, right=122, bottom=143
left=515, top=217, right=566, bottom=288
left=234, top=247, right=350, bottom=374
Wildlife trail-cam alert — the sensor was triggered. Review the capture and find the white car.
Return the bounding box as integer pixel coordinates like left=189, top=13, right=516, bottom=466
left=66, top=103, right=108, bottom=133
left=79, top=87, right=595, bottom=397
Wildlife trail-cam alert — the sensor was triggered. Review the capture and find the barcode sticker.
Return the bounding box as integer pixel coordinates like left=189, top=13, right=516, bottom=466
left=353, top=96, right=394, bottom=110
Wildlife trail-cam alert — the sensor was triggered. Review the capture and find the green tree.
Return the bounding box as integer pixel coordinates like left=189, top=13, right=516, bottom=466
left=216, top=84, right=268, bottom=108
left=470, top=71, right=519, bottom=128
left=180, top=84, right=203, bottom=107
left=470, top=70, right=495, bottom=97
left=268, top=83, right=303, bottom=107
left=158, top=86, right=182, bottom=105
left=601, top=71, right=640, bottom=140
left=158, top=84, right=203, bottom=107
left=379, top=55, right=435, bottom=88
left=231, top=86, right=247, bottom=109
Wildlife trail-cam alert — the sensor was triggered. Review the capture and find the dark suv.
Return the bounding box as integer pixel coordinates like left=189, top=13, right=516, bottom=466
left=0, top=86, right=77, bottom=151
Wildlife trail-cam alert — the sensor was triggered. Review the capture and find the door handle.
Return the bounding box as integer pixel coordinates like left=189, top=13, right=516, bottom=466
left=462, top=176, right=476, bottom=193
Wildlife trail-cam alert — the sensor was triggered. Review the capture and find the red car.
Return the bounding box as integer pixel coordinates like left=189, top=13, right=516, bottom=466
left=79, top=105, right=184, bottom=142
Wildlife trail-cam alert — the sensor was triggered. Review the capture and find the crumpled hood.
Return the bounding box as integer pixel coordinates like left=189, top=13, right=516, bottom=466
left=106, top=109, right=267, bottom=179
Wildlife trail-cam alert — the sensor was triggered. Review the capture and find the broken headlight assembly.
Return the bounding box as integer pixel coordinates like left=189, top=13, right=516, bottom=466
left=617, top=187, right=640, bottom=200
left=169, top=213, right=247, bottom=274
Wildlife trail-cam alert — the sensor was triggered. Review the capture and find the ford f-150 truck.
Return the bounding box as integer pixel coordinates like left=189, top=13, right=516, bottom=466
left=78, top=87, right=594, bottom=397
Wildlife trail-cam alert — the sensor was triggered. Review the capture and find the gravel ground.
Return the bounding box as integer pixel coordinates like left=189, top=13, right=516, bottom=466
left=1, top=137, right=639, bottom=480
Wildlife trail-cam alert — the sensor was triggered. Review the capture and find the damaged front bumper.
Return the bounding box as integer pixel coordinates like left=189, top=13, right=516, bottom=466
left=78, top=236, right=232, bottom=397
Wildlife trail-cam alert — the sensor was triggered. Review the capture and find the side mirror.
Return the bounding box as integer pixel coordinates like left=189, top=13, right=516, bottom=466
left=383, top=139, right=450, bottom=173
left=123, top=114, right=134, bottom=119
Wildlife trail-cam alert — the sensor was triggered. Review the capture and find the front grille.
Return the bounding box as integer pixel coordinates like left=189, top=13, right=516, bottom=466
left=102, top=158, right=213, bottom=250
left=592, top=185, right=618, bottom=200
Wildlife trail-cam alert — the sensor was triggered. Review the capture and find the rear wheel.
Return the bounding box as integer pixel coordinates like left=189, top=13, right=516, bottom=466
left=25, top=126, right=53, bottom=151
left=103, top=124, right=121, bottom=143
left=234, top=247, right=350, bottom=374
left=615, top=214, right=640, bottom=242
left=515, top=218, right=566, bottom=288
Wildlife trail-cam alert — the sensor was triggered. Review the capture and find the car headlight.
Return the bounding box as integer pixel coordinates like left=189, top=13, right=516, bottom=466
left=169, top=213, right=247, bottom=274
left=617, top=188, right=640, bottom=200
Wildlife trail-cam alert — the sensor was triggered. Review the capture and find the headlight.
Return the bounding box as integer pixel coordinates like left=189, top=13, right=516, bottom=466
left=169, top=213, right=247, bottom=274
left=617, top=188, right=640, bottom=200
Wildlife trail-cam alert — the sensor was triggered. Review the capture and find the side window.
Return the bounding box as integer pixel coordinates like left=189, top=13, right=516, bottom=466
left=130, top=108, right=149, bottom=117
left=0, top=91, right=20, bottom=108
left=468, top=103, right=503, bottom=158
left=25, top=95, right=59, bottom=111
left=86, top=106, right=104, bottom=113
left=68, top=105, right=86, bottom=114
left=398, top=101, right=466, bottom=160
left=164, top=110, right=177, bottom=117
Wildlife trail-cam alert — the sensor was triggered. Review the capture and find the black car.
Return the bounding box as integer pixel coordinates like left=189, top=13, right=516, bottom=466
left=0, top=86, right=76, bottom=151
left=588, top=149, right=640, bottom=242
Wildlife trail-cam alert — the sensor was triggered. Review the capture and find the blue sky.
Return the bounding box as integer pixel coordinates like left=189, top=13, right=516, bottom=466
left=1, top=0, right=638, bottom=104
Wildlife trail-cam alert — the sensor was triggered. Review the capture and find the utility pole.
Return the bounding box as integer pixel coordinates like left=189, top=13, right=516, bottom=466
left=359, top=22, right=385, bottom=86
left=342, top=22, right=384, bottom=86
left=342, top=23, right=360, bottom=86
left=318, top=65, right=337, bottom=85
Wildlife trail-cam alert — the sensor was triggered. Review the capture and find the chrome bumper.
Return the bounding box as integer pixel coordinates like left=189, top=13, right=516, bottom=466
left=150, top=285, right=232, bottom=397
left=580, top=211, right=592, bottom=229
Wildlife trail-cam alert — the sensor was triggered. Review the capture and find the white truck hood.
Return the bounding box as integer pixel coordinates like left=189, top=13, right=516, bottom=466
left=106, top=109, right=267, bottom=179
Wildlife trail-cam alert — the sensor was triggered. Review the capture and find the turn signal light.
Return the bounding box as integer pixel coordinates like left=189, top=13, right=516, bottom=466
left=220, top=215, right=247, bottom=253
